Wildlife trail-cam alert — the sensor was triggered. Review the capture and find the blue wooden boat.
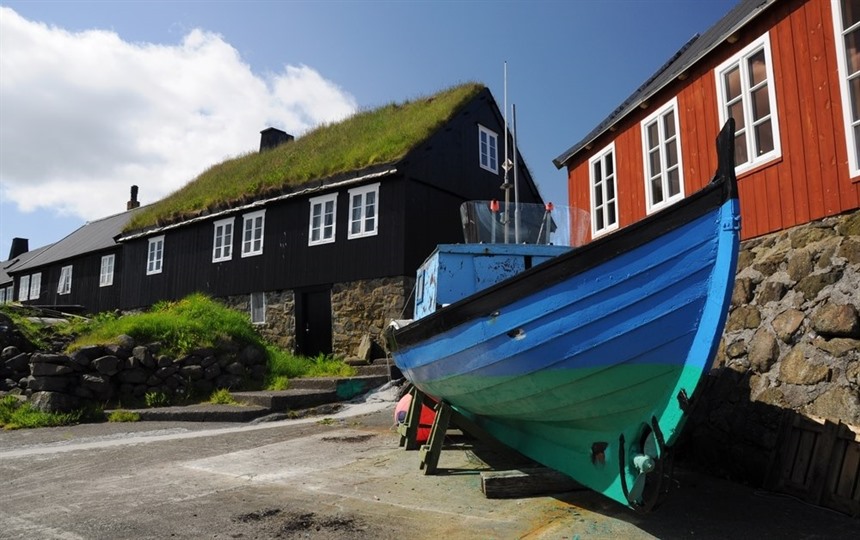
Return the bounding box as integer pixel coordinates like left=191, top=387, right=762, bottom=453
left=389, top=120, right=740, bottom=510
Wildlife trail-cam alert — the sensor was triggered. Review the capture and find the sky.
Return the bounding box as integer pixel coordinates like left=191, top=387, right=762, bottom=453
left=0, top=0, right=738, bottom=260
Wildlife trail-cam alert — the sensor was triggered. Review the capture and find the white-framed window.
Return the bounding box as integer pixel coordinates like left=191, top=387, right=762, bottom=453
left=58, top=265, right=73, bottom=294
left=589, top=142, right=619, bottom=238
left=309, top=193, right=338, bottom=246
left=250, top=292, right=266, bottom=324
left=18, top=275, right=30, bottom=301
left=832, top=0, right=860, bottom=178
left=478, top=124, right=499, bottom=173
left=29, top=272, right=41, bottom=300
left=212, top=217, right=234, bottom=262
left=0, top=287, right=5, bottom=304
left=100, top=254, right=115, bottom=287
left=241, top=210, right=265, bottom=257
left=641, top=98, right=685, bottom=213
left=147, top=236, right=164, bottom=275
left=348, top=183, right=379, bottom=239
left=715, top=32, right=781, bottom=174
left=4, top=286, right=12, bottom=303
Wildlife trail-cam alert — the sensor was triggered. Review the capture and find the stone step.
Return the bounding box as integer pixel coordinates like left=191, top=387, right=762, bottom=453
left=232, top=374, right=390, bottom=411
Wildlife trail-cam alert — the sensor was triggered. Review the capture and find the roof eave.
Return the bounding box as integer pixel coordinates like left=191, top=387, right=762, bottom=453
left=553, top=0, right=776, bottom=169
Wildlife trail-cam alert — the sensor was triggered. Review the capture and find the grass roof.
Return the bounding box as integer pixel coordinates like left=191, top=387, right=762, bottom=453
left=124, top=82, right=485, bottom=232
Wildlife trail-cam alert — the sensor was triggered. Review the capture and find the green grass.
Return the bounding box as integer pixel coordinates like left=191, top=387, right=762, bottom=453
left=107, top=410, right=141, bottom=422
left=69, top=293, right=262, bottom=357
left=209, top=388, right=238, bottom=405
left=124, top=83, right=483, bottom=232
left=264, top=349, right=356, bottom=390
left=0, top=395, right=97, bottom=430
left=0, top=305, right=49, bottom=349
left=145, top=391, right=171, bottom=408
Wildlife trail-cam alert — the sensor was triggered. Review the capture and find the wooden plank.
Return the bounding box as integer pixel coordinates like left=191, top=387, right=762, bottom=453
left=789, top=429, right=818, bottom=487
left=419, top=399, right=452, bottom=475
left=481, top=468, right=586, bottom=499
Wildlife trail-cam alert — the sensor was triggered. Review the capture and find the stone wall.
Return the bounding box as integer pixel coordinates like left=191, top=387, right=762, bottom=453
left=331, top=276, right=413, bottom=358
left=222, top=277, right=412, bottom=359
left=681, top=209, right=859, bottom=483
left=0, top=335, right=268, bottom=412
left=223, top=290, right=296, bottom=353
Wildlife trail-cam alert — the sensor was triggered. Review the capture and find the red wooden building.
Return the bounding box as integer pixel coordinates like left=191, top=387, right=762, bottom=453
left=554, top=0, right=860, bottom=241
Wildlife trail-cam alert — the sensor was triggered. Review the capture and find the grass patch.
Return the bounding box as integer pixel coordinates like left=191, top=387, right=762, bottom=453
left=209, top=388, right=238, bottom=405
left=124, top=83, right=483, bottom=232
left=0, top=305, right=49, bottom=349
left=108, top=410, right=141, bottom=422
left=145, top=391, right=171, bottom=408
left=69, top=293, right=262, bottom=357
left=264, top=349, right=356, bottom=390
left=0, top=395, right=97, bottom=430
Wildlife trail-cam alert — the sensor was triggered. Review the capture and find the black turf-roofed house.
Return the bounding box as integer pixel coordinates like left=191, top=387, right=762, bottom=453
left=9, top=192, right=144, bottom=314
left=115, top=83, right=544, bottom=357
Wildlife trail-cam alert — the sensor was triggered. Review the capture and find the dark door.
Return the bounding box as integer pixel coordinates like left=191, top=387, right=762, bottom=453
left=295, top=287, right=332, bottom=357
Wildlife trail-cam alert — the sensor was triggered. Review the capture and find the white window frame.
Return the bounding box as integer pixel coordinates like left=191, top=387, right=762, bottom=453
left=250, top=292, right=266, bottom=324
left=58, top=265, right=73, bottom=295
left=589, top=142, right=619, bottom=238
left=832, top=0, right=860, bottom=178
left=478, top=124, right=499, bottom=174
left=18, top=275, right=30, bottom=301
left=100, top=254, right=115, bottom=287
left=212, top=217, right=234, bottom=262
left=147, top=236, right=164, bottom=275
left=4, top=286, right=12, bottom=303
left=641, top=98, right=685, bottom=214
left=241, top=210, right=265, bottom=257
left=714, top=32, right=781, bottom=175
left=308, top=193, right=338, bottom=246
left=29, top=272, right=41, bottom=300
left=347, top=183, right=380, bottom=239
left=0, top=287, right=5, bottom=304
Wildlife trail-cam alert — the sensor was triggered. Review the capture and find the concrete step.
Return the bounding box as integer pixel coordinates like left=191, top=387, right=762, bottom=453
left=232, top=374, right=391, bottom=411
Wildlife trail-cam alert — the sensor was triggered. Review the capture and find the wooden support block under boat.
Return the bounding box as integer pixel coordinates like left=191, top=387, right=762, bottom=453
left=480, top=468, right=586, bottom=499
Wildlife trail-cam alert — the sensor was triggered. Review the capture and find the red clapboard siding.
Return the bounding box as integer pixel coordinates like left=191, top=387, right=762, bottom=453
left=565, top=0, right=859, bottom=242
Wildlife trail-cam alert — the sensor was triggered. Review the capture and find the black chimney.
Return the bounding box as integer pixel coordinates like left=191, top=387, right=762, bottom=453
left=260, top=127, right=294, bottom=152
left=127, top=185, right=140, bottom=210
left=8, top=238, right=28, bottom=260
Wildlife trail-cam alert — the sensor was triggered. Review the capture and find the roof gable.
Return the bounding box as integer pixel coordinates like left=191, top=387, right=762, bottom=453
left=124, top=83, right=485, bottom=233
left=553, top=0, right=776, bottom=168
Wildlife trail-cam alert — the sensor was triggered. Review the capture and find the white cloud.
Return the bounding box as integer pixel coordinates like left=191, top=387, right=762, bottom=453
left=0, top=7, right=357, bottom=219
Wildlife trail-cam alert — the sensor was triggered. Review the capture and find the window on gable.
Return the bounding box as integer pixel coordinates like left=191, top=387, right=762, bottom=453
left=100, top=254, right=115, bottom=287
left=478, top=125, right=499, bottom=173
left=641, top=98, right=685, bottom=213
left=212, top=217, right=234, bottom=262
left=250, top=292, right=266, bottom=324
left=833, top=0, right=860, bottom=177
left=18, top=275, right=30, bottom=301
left=715, top=33, right=780, bottom=173
left=309, top=193, right=337, bottom=246
left=29, top=272, right=41, bottom=300
left=58, top=265, right=73, bottom=294
left=348, top=183, right=379, bottom=239
left=241, top=210, right=265, bottom=257
left=147, top=236, right=164, bottom=275
left=589, top=142, right=619, bottom=238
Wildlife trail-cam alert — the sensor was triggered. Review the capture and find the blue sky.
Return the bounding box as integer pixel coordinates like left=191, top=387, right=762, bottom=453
left=0, top=0, right=737, bottom=260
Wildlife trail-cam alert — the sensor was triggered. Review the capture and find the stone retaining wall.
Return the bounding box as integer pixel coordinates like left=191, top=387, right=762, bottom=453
left=0, top=335, right=267, bottom=412
left=681, top=209, right=859, bottom=483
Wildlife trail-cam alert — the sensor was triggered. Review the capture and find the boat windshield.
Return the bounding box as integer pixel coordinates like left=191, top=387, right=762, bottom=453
left=460, top=201, right=589, bottom=247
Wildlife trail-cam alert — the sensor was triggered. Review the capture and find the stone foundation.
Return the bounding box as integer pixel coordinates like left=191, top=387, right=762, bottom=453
left=223, top=290, right=296, bottom=353
left=681, top=209, right=860, bottom=483
left=332, top=276, right=413, bottom=358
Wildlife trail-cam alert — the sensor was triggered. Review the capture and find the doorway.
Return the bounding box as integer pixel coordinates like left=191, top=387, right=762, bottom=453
left=295, top=286, right=332, bottom=357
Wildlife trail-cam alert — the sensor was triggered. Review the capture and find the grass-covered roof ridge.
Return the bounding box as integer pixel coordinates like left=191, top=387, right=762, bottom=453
left=124, top=82, right=485, bottom=232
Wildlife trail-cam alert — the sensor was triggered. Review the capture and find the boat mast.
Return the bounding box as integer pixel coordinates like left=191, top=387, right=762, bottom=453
left=513, top=103, right=520, bottom=244
left=502, top=61, right=511, bottom=243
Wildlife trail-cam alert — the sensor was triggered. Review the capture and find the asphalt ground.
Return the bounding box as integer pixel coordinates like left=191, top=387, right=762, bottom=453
left=0, top=388, right=857, bottom=539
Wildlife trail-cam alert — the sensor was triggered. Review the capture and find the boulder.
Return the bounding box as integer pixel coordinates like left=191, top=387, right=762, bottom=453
left=29, top=391, right=80, bottom=413
left=92, top=355, right=121, bottom=376
left=771, top=309, right=805, bottom=343
left=779, top=345, right=830, bottom=385
left=118, top=368, right=148, bottom=384
left=811, top=302, right=860, bottom=338
left=804, top=386, right=860, bottom=425
left=748, top=328, right=779, bottom=373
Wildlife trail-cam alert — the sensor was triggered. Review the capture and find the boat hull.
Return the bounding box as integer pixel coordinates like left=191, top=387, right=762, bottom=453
left=391, top=126, right=740, bottom=508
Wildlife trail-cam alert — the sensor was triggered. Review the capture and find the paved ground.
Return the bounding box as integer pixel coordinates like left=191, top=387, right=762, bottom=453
left=0, top=388, right=857, bottom=539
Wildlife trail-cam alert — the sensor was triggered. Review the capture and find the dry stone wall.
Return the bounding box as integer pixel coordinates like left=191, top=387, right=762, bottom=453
left=0, top=335, right=267, bottom=412
left=331, top=277, right=412, bottom=358
left=682, top=209, right=859, bottom=482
